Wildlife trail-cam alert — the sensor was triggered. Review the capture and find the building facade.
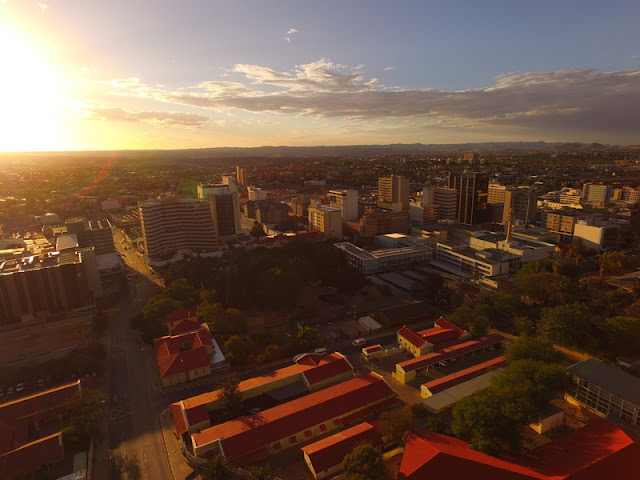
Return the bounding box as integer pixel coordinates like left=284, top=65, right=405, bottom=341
left=328, top=189, right=359, bottom=221
left=308, top=204, right=342, bottom=239
left=378, top=175, right=409, bottom=212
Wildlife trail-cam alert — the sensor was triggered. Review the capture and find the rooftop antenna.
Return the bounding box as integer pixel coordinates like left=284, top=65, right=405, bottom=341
left=506, top=207, right=514, bottom=242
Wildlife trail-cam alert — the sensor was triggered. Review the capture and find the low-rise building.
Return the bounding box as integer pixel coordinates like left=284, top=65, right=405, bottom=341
left=335, top=241, right=432, bottom=275
left=190, top=373, right=396, bottom=465
left=308, top=204, right=342, bottom=239
left=397, top=317, right=471, bottom=358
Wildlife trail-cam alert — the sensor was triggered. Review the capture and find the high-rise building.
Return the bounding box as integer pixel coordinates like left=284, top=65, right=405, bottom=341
left=236, top=166, right=248, bottom=187
left=65, top=218, right=115, bottom=255
left=248, top=186, right=268, bottom=201
left=487, top=183, right=508, bottom=204
left=308, top=204, right=343, bottom=239
left=0, top=250, right=95, bottom=325
left=378, top=175, right=409, bottom=212
left=582, top=183, right=611, bottom=207
left=502, top=187, right=537, bottom=226
left=139, top=196, right=218, bottom=259
left=328, top=189, right=359, bottom=221
left=447, top=172, right=488, bottom=225
left=433, top=187, right=458, bottom=221
left=199, top=181, right=241, bottom=239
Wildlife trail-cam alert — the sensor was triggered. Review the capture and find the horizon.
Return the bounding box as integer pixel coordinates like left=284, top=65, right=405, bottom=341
left=2, top=1, right=639, bottom=151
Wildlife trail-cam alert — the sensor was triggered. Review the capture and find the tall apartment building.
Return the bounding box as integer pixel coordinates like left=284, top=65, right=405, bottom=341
left=503, top=187, right=537, bottom=225
left=487, top=183, right=507, bottom=204
left=420, top=185, right=436, bottom=206
left=328, top=189, right=359, bottom=221
left=582, top=183, right=611, bottom=207
left=0, top=250, right=95, bottom=325
left=622, top=188, right=640, bottom=204
left=139, top=197, right=218, bottom=259
left=308, top=204, right=342, bottom=239
left=378, top=175, right=410, bottom=212
left=236, top=166, right=248, bottom=187
left=433, top=187, right=458, bottom=221
left=248, top=186, right=268, bottom=201
left=447, top=172, right=488, bottom=225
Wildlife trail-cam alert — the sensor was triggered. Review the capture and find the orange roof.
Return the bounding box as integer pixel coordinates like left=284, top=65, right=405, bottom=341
left=399, top=420, right=640, bottom=480
left=302, top=353, right=355, bottom=385
left=171, top=319, right=202, bottom=335
left=0, top=432, right=65, bottom=477
left=192, top=373, right=396, bottom=464
left=435, top=316, right=467, bottom=336
left=302, top=422, right=381, bottom=473
left=155, top=329, right=213, bottom=377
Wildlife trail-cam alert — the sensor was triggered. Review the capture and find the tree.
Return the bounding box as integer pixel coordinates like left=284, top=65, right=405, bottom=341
left=297, top=325, right=320, bottom=349
left=200, top=454, right=233, bottom=480
left=417, top=271, right=444, bottom=303
left=379, top=405, right=418, bottom=445
left=142, top=295, right=182, bottom=321
left=250, top=222, right=266, bottom=238
left=342, top=444, right=391, bottom=480
left=66, top=389, right=108, bottom=444
left=599, top=251, right=628, bottom=275
left=249, top=466, right=276, bottom=480
left=506, top=336, right=563, bottom=364
left=219, top=376, right=243, bottom=421
left=537, top=302, right=590, bottom=346
left=224, top=336, right=247, bottom=364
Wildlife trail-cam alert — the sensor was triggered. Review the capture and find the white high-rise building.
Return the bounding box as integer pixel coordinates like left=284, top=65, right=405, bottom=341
left=329, top=189, right=359, bottom=221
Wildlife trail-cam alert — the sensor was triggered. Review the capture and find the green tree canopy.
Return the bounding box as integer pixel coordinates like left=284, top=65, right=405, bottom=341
left=200, top=454, right=233, bottom=480
left=604, top=316, right=640, bottom=355
left=66, top=389, right=108, bottom=444
left=599, top=251, right=628, bottom=275
left=219, top=376, right=243, bottom=421
left=537, top=302, right=590, bottom=346
left=379, top=405, right=418, bottom=445
left=223, top=336, right=247, bottom=364
left=506, top=336, right=563, bottom=364
left=297, top=325, right=320, bottom=349
left=342, top=444, right=390, bottom=480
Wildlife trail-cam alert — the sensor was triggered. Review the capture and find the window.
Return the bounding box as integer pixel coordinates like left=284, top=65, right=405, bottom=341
left=289, top=436, right=297, bottom=445
left=273, top=442, right=281, bottom=451
left=305, top=430, right=312, bottom=438
left=319, top=423, right=327, bottom=432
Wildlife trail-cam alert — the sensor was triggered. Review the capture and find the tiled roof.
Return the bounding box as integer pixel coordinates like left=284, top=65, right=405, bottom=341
left=171, top=402, right=189, bottom=436
left=192, top=373, right=395, bottom=464
left=302, top=353, right=355, bottom=385
left=302, top=422, right=381, bottom=473
left=399, top=419, right=640, bottom=480
left=568, top=358, right=640, bottom=406
left=398, top=326, right=427, bottom=349
left=364, top=345, right=383, bottom=354
left=0, top=432, right=65, bottom=478
left=156, top=346, right=210, bottom=378
left=422, top=356, right=507, bottom=395
left=398, top=334, right=504, bottom=373
left=417, top=327, right=460, bottom=347
left=435, top=316, right=466, bottom=337
left=0, top=380, right=80, bottom=426
left=171, top=319, right=202, bottom=335
left=165, top=308, right=197, bottom=324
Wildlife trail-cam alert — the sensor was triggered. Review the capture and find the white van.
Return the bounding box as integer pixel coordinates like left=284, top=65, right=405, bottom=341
left=352, top=338, right=367, bottom=348
left=314, top=347, right=328, bottom=356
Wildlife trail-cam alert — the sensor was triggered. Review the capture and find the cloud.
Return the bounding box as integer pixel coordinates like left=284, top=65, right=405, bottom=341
left=36, top=2, right=47, bottom=10
left=83, top=106, right=209, bottom=127
left=287, top=28, right=298, bottom=35
left=100, top=62, right=640, bottom=140
left=384, top=66, right=394, bottom=71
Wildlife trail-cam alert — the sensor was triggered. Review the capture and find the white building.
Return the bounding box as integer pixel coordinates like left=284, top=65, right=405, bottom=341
left=573, top=219, right=626, bottom=251
left=328, top=189, right=359, bottom=221
left=248, top=186, right=268, bottom=201
left=308, top=204, right=343, bottom=239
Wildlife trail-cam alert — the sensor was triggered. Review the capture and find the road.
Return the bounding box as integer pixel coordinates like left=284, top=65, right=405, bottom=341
left=103, top=231, right=171, bottom=479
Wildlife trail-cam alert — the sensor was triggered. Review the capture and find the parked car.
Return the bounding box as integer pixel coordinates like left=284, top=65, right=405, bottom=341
left=16, top=383, right=24, bottom=393
left=0, top=389, right=4, bottom=397
left=7, top=387, right=14, bottom=395
left=37, top=379, right=45, bottom=388
left=352, top=338, right=367, bottom=348
left=314, top=347, right=328, bottom=356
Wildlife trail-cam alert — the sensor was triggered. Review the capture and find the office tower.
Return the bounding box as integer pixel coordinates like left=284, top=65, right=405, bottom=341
left=328, top=189, right=359, bottom=221
left=447, top=172, right=488, bottom=225
left=487, top=183, right=508, bottom=204
left=197, top=183, right=239, bottom=240
left=433, top=187, right=458, bottom=220
left=420, top=185, right=436, bottom=206
left=65, top=218, right=116, bottom=255
left=139, top=196, right=218, bottom=259
left=0, top=251, right=95, bottom=325
left=308, top=204, right=343, bottom=239
left=502, top=187, right=537, bottom=226
left=378, top=175, right=410, bottom=212
left=248, top=186, right=268, bottom=201
left=582, top=183, right=612, bottom=207
left=236, top=166, right=248, bottom=187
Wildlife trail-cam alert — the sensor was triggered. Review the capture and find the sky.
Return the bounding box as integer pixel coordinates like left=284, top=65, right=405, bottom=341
left=1, top=0, right=639, bottom=151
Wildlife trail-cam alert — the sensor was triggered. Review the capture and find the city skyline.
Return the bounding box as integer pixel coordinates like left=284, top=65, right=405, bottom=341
left=2, top=0, right=640, bottom=152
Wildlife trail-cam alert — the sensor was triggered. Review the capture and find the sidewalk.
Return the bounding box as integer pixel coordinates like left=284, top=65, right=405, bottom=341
left=159, top=407, right=194, bottom=480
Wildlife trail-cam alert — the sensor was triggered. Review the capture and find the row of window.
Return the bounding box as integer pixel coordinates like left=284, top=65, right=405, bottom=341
left=271, top=419, right=342, bottom=452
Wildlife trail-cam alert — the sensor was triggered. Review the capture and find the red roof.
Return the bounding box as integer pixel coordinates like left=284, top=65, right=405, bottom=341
left=171, top=319, right=202, bottom=335
left=435, top=316, right=466, bottom=337
left=0, top=432, right=65, bottom=477
left=416, top=327, right=460, bottom=348
left=302, top=422, right=381, bottom=473
left=302, top=353, right=355, bottom=385
left=364, top=345, right=383, bottom=354
left=398, top=334, right=504, bottom=373
left=399, top=420, right=640, bottom=480
left=171, top=402, right=189, bottom=436
left=422, top=356, right=507, bottom=395
left=185, top=404, right=210, bottom=427
left=155, top=329, right=213, bottom=378
left=192, top=373, right=396, bottom=465
left=165, top=308, right=197, bottom=324
left=398, top=326, right=428, bottom=349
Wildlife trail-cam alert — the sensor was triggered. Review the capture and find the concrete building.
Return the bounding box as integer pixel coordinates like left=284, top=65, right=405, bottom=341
left=487, top=183, right=508, bottom=204
left=409, top=202, right=438, bottom=225
left=244, top=200, right=290, bottom=226
left=308, top=204, right=342, bottom=239
left=65, top=218, right=116, bottom=255
left=566, top=358, right=640, bottom=427
left=433, top=187, right=458, bottom=221
left=573, top=219, right=625, bottom=251
left=503, top=187, right=537, bottom=226
left=236, top=165, right=248, bottom=187
left=432, top=241, right=512, bottom=280
left=468, top=231, right=556, bottom=268
left=198, top=183, right=240, bottom=239
left=139, top=196, right=219, bottom=260
left=328, top=189, right=359, bottom=222
left=248, top=186, right=268, bottom=201
left=0, top=250, right=95, bottom=326
left=344, top=210, right=409, bottom=238
left=447, top=172, right=488, bottom=225
left=378, top=175, right=409, bottom=212
left=335, top=239, right=432, bottom=275
left=582, top=183, right=612, bottom=207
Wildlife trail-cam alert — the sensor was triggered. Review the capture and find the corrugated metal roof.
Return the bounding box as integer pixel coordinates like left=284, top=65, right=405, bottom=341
left=568, top=358, right=640, bottom=406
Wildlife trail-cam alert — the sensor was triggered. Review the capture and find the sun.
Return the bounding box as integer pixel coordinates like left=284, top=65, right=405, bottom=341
left=0, top=20, right=70, bottom=151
